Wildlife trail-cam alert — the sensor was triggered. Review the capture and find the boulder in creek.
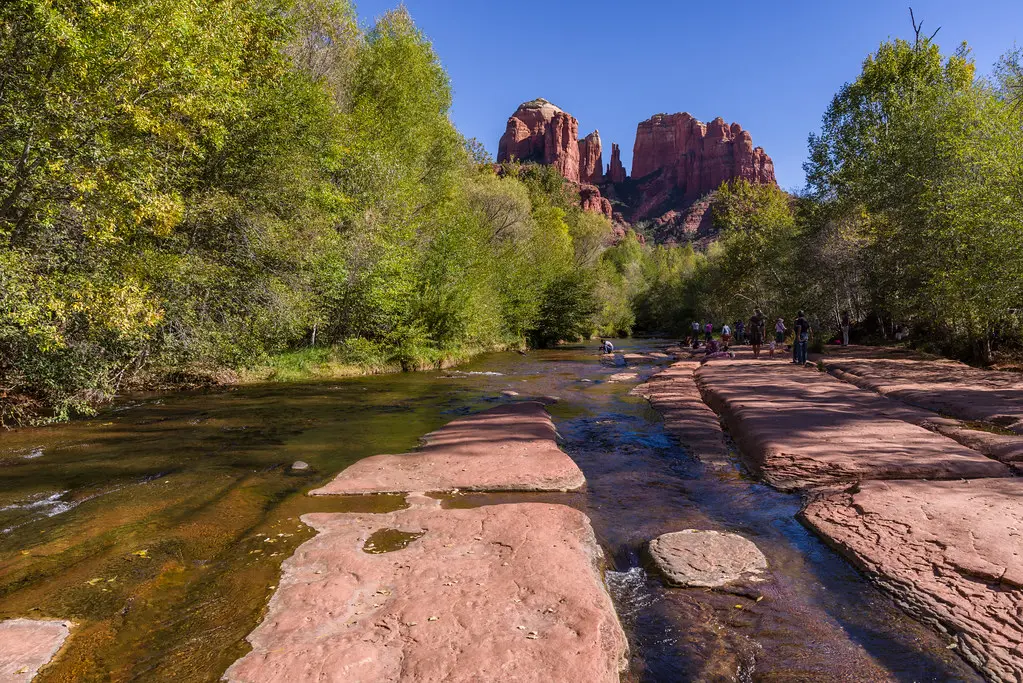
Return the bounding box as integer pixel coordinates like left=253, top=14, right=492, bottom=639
left=648, top=529, right=767, bottom=588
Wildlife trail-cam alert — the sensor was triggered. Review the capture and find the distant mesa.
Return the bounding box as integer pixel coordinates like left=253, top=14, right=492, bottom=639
left=495, top=98, right=777, bottom=245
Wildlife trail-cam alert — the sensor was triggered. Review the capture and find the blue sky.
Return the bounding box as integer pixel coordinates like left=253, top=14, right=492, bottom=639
left=353, top=1, right=1022, bottom=191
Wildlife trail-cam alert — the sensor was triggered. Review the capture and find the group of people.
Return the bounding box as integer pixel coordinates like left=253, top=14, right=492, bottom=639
left=687, top=308, right=815, bottom=364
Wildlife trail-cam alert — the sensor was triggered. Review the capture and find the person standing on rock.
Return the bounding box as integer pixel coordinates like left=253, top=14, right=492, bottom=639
left=841, top=310, right=851, bottom=346
left=691, top=320, right=701, bottom=348
left=793, top=311, right=811, bottom=365
left=704, top=321, right=713, bottom=344
left=749, top=309, right=765, bottom=359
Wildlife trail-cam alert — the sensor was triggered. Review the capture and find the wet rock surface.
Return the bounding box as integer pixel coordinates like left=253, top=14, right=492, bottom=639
left=310, top=402, right=585, bottom=494
left=695, top=360, right=1010, bottom=490
left=0, top=619, right=71, bottom=680
left=802, top=479, right=1023, bottom=682
left=224, top=502, right=628, bottom=683
left=648, top=530, right=767, bottom=588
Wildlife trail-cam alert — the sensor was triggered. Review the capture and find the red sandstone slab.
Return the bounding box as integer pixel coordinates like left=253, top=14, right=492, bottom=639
left=696, top=361, right=1010, bottom=490
left=223, top=502, right=628, bottom=683
left=310, top=402, right=584, bottom=495
left=820, top=349, right=1023, bottom=434
left=802, top=478, right=1023, bottom=682
left=633, top=361, right=729, bottom=466
left=0, top=619, right=71, bottom=680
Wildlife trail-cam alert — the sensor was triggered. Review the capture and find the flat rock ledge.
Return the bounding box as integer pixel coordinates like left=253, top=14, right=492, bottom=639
left=802, top=479, right=1023, bottom=682
left=819, top=351, right=1023, bottom=434
left=0, top=619, right=72, bottom=681
left=648, top=530, right=767, bottom=588
left=223, top=503, right=628, bottom=683
left=632, top=361, right=729, bottom=466
left=310, top=402, right=585, bottom=495
left=695, top=361, right=1010, bottom=490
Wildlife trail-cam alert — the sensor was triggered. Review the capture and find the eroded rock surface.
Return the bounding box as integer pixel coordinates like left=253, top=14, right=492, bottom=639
left=310, top=402, right=584, bottom=494
left=578, top=130, right=604, bottom=184
left=606, top=142, right=626, bottom=184
left=649, top=530, right=767, bottom=588
left=224, top=503, right=628, bottom=683
left=0, top=619, right=71, bottom=681
left=820, top=349, right=1023, bottom=434
left=696, top=361, right=1009, bottom=490
left=802, top=479, right=1023, bottom=682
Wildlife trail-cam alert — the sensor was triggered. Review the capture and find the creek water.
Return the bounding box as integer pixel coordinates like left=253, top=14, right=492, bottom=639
left=0, top=339, right=980, bottom=681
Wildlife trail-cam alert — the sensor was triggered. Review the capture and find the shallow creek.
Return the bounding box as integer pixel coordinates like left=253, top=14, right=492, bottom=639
left=0, top=340, right=980, bottom=681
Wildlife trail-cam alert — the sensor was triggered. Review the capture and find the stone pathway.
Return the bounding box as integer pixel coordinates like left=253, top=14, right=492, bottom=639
left=310, top=402, right=585, bottom=495
left=0, top=619, right=71, bottom=681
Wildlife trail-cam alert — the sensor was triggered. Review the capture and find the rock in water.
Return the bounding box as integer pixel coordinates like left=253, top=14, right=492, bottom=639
left=0, top=619, right=72, bottom=680
left=648, top=530, right=767, bottom=588
left=290, top=461, right=309, bottom=471
left=223, top=503, right=628, bottom=682
left=613, top=353, right=626, bottom=367
left=309, top=402, right=584, bottom=494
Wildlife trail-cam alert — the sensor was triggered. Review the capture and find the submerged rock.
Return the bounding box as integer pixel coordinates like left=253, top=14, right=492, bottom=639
left=290, top=461, right=309, bottom=471
left=648, top=530, right=767, bottom=588
left=0, top=619, right=72, bottom=680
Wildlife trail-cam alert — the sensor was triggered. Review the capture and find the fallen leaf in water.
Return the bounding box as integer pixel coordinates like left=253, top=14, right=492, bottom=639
left=133, top=549, right=149, bottom=558
left=86, top=578, right=104, bottom=586
left=734, top=605, right=743, bottom=609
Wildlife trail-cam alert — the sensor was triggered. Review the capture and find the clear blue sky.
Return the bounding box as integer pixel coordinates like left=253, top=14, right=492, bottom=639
left=353, top=1, right=1022, bottom=191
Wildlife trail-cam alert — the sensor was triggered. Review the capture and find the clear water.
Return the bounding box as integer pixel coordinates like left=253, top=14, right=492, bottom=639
left=0, top=340, right=980, bottom=681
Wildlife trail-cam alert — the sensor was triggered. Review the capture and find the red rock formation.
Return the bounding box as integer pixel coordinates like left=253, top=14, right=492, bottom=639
left=606, top=143, right=626, bottom=184
left=579, top=184, right=612, bottom=220
left=630, top=113, right=775, bottom=218
left=497, top=99, right=580, bottom=183
left=578, top=130, right=604, bottom=184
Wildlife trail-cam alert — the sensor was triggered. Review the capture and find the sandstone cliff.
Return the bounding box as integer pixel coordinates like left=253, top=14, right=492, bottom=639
left=497, top=99, right=580, bottom=183
left=629, top=113, right=775, bottom=221
left=578, top=130, right=604, bottom=184
left=606, top=143, right=626, bottom=184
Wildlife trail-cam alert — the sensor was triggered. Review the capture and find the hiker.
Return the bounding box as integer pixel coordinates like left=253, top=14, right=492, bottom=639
left=772, top=318, right=786, bottom=357
left=793, top=311, right=811, bottom=365
left=735, top=319, right=745, bottom=345
left=691, top=320, right=701, bottom=348
left=600, top=339, right=614, bottom=354
left=841, top=310, right=851, bottom=346
left=721, top=323, right=732, bottom=349
left=704, top=321, right=713, bottom=343
left=749, top=309, right=765, bottom=359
